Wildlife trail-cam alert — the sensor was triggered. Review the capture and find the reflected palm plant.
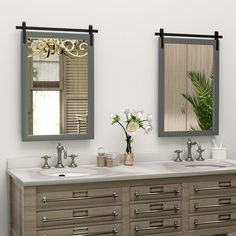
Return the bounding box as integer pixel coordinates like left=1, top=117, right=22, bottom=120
left=182, top=72, right=213, bottom=131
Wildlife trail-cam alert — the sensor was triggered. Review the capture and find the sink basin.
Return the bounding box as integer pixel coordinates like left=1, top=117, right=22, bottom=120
left=40, top=167, right=99, bottom=177
left=184, top=161, right=234, bottom=169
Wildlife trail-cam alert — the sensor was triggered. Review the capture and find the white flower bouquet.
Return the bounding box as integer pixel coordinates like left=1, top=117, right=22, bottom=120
left=111, top=109, right=152, bottom=155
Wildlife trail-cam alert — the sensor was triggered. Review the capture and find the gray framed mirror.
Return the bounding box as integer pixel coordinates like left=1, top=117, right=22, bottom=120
left=158, top=37, right=219, bottom=137
left=21, top=31, right=94, bottom=141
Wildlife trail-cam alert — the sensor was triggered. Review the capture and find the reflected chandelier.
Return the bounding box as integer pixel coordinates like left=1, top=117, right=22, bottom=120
left=27, top=38, right=88, bottom=58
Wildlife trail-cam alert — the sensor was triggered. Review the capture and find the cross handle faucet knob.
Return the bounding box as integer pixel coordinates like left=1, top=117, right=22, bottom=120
left=68, top=154, right=78, bottom=168
left=174, top=150, right=183, bottom=162
left=196, top=147, right=205, bottom=161
left=41, top=155, right=51, bottom=169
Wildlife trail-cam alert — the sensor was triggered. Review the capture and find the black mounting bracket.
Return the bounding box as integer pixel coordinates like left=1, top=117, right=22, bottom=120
left=89, top=25, right=94, bottom=46
left=155, top=28, right=223, bottom=50
left=16, top=21, right=98, bottom=46
left=22, top=21, right=26, bottom=44
left=159, top=28, right=164, bottom=48
left=214, top=31, right=219, bottom=50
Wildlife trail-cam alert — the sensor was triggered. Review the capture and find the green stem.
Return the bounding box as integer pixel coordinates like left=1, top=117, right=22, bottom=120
left=126, top=114, right=132, bottom=130
left=117, top=121, right=128, bottom=138
left=116, top=121, right=132, bottom=154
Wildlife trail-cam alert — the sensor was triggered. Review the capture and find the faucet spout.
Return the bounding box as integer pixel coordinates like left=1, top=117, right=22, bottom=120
left=63, top=147, right=67, bottom=159
left=195, top=141, right=201, bottom=149
left=186, top=138, right=198, bottom=161
left=55, top=143, right=67, bottom=168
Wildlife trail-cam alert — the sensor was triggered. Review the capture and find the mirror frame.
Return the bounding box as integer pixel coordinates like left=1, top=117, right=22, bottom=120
left=158, top=37, right=219, bottom=137
left=21, top=31, right=94, bottom=141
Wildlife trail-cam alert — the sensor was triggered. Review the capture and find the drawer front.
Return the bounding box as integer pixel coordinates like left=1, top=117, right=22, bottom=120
left=130, top=184, right=181, bottom=201
left=130, top=200, right=181, bottom=219
left=130, top=218, right=181, bottom=236
left=37, top=205, right=121, bottom=227
left=189, top=179, right=236, bottom=196
left=37, top=223, right=122, bottom=236
left=190, top=212, right=236, bottom=230
left=37, top=187, right=122, bottom=208
left=190, top=195, right=236, bottom=213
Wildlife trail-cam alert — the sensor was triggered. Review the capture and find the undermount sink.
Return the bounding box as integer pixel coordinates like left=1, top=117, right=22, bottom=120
left=184, top=161, right=234, bottom=169
left=40, top=167, right=99, bottom=177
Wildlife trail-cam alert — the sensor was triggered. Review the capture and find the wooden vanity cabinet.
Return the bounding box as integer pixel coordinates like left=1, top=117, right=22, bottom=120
left=188, top=178, right=236, bottom=236
left=129, top=183, right=182, bottom=236
left=9, top=174, right=236, bottom=236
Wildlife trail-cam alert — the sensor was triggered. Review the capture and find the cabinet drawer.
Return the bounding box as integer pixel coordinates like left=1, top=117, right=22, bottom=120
left=130, top=217, right=181, bottom=235
left=130, top=200, right=181, bottom=219
left=189, top=179, right=236, bottom=196
left=190, top=195, right=236, bottom=213
left=37, top=205, right=121, bottom=227
left=130, top=184, right=181, bottom=201
left=37, top=223, right=122, bottom=236
left=190, top=212, right=236, bottom=230
left=37, top=187, right=122, bottom=208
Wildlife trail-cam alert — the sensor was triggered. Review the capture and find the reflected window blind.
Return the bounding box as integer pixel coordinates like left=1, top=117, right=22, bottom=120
left=63, top=54, right=88, bottom=134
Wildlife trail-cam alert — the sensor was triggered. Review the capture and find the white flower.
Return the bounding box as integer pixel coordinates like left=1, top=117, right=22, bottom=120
left=147, top=114, right=152, bottom=122
left=132, top=110, right=143, bottom=119
left=131, top=110, right=137, bottom=117
left=110, top=114, right=115, bottom=119
left=128, top=131, right=137, bottom=136
left=127, top=122, right=139, bottom=132
left=137, top=111, right=143, bottom=119
left=139, top=110, right=144, bottom=114
left=123, top=108, right=130, bottom=114
left=144, top=125, right=152, bottom=134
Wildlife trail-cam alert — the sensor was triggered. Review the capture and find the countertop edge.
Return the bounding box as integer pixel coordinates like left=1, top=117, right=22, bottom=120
left=7, top=164, right=236, bottom=187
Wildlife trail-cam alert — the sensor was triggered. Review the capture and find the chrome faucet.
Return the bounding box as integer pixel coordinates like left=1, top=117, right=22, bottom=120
left=55, top=143, right=67, bottom=168
left=186, top=139, right=201, bottom=161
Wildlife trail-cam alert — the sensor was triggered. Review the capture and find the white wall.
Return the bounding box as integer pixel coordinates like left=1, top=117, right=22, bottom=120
left=1, top=0, right=236, bottom=235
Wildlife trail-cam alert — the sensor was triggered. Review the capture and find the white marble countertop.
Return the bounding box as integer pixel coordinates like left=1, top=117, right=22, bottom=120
left=7, top=159, right=236, bottom=186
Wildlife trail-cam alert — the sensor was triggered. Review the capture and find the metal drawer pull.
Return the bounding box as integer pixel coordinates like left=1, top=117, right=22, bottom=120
left=194, top=203, right=236, bottom=210
left=42, top=192, right=118, bottom=205
left=135, top=189, right=179, bottom=197
left=135, top=205, right=180, bottom=215
left=135, top=221, right=179, bottom=232
left=194, top=186, right=236, bottom=192
left=42, top=210, right=119, bottom=224
left=194, top=218, right=236, bottom=227
left=72, top=228, right=118, bottom=236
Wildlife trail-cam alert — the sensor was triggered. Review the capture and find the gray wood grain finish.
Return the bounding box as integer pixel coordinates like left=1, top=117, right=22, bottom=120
left=10, top=174, right=236, bottom=236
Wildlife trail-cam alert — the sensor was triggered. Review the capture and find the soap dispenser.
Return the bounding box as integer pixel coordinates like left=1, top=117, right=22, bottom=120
left=97, top=147, right=106, bottom=167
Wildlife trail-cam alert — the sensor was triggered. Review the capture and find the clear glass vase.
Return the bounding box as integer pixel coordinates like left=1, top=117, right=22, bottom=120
left=124, top=135, right=134, bottom=165
left=124, top=152, right=134, bottom=166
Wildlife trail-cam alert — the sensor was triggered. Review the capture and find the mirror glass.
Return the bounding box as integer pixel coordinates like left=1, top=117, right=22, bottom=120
left=21, top=32, right=94, bottom=141
left=158, top=38, right=219, bottom=137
